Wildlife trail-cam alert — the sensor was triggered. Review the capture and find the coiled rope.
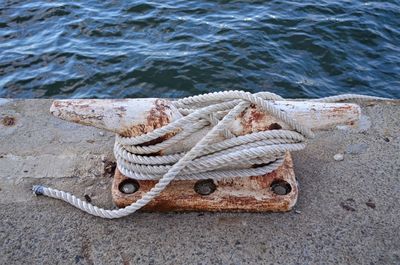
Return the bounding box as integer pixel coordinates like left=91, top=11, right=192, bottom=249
left=32, top=91, right=389, bottom=219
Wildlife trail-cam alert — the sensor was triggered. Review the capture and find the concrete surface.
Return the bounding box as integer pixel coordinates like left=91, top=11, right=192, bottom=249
left=0, top=99, right=399, bottom=265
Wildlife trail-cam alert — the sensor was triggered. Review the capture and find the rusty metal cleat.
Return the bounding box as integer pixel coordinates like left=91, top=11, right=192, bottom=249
left=50, top=97, right=361, bottom=212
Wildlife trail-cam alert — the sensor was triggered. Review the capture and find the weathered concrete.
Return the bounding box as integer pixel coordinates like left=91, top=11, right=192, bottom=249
left=0, top=99, right=399, bottom=265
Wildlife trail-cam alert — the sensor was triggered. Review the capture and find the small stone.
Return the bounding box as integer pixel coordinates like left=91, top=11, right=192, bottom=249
left=103, top=160, right=116, bottom=176
left=340, top=202, right=356, bottom=212
left=340, top=200, right=356, bottom=212
left=84, top=194, right=92, bottom=203
left=295, top=210, right=302, bottom=214
left=366, top=200, right=376, bottom=209
left=99, top=131, right=105, bottom=136
left=346, top=143, right=368, bottom=155
left=334, top=153, right=344, bottom=161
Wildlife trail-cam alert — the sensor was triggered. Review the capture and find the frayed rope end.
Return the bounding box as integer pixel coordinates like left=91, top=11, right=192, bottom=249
left=32, top=185, right=45, bottom=196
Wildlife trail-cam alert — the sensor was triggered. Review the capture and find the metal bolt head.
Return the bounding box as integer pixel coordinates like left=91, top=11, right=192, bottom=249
left=271, top=180, right=292, bottom=195
left=119, top=179, right=139, bottom=194
left=194, top=179, right=216, bottom=196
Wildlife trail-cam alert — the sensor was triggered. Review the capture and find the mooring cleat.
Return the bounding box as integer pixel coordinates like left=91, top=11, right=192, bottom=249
left=46, top=94, right=362, bottom=213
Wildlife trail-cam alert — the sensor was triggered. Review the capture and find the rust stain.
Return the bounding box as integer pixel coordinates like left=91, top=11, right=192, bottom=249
left=52, top=100, right=62, bottom=108
left=68, top=112, right=104, bottom=124
left=120, top=124, right=147, bottom=137
left=238, top=105, right=268, bottom=134
left=52, top=100, right=105, bottom=124
left=236, top=105, right=283, bottom=135
left=120, top=99, right=172, bottom=138
left=118, top=99, right=179, bottom=155
left=146, top=99, right=171, bottom=130
left=2, top=116, right=16, bottom=126
left=329, top=105, right=355, bottom=117
left=250, top=108, right=265, bottom=123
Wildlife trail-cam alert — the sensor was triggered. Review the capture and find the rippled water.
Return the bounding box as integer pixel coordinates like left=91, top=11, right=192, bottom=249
left=0, top=1, right=399, bottom=98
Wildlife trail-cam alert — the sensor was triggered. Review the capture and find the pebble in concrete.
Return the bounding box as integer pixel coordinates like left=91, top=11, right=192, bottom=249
left=334, top=153, right=344, bottom=161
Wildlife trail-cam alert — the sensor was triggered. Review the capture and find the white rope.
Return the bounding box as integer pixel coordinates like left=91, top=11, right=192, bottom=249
left=32, top=91, right=390, bottom=219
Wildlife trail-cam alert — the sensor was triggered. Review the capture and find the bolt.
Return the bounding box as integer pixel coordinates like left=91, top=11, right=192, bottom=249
left=271, top=180, right=292, bottom=195
left=121, top=183, right=137, bottom=194
left=194, top=179, right=216, bottom=195
left=119, top=179, right=139, bottom=194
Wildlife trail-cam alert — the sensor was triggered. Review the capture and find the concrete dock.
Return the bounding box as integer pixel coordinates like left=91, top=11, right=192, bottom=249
left=0, top=99, right=399, bottom=264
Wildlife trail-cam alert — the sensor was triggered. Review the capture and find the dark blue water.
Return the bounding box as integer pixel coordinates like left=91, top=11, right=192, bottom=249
left=0, top=1, right=399, bottom=99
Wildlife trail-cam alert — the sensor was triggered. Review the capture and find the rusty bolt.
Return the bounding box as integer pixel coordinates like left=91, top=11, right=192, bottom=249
left=271, top=180, right=292, bottom=195
left=119, top=179, right=139, bottom=194
left=194, top=179, right=216, bottom=196
left=2, top=116, right=16, bottom=126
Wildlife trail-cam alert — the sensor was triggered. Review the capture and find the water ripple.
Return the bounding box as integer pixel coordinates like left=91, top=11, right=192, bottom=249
left=0, top=0, right=399, bottom=98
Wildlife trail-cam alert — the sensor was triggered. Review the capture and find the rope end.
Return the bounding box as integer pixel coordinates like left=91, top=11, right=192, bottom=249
left=32, top=185, right=45, bottom=196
